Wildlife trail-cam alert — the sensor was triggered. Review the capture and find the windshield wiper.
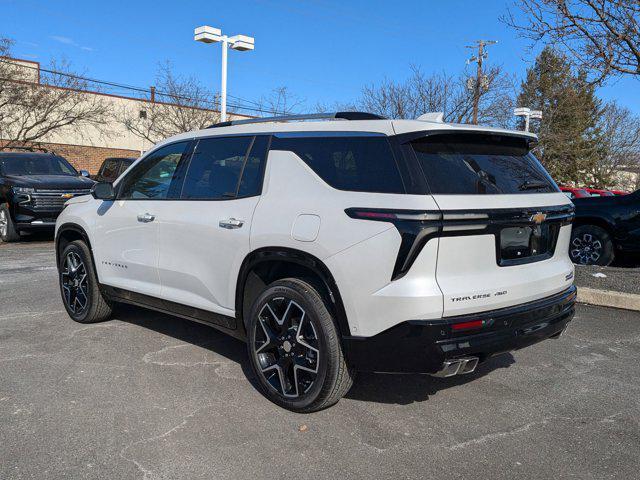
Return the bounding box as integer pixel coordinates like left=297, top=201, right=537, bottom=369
left=519, top=180, right=549, bottom=191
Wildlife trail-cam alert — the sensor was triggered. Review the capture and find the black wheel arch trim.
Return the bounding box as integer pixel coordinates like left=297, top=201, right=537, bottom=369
left=55, top=223, right=95, bottom=271
left=235, top=247, right=352, bottom=339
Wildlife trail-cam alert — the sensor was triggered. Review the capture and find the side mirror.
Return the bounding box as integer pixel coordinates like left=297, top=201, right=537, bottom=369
left=80, top=170, right=91, bottom=178
left=91, top=182, right=116, bottom=200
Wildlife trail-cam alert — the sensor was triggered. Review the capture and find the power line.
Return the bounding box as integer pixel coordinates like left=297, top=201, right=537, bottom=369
left=0, top=58, right=274, bottom=115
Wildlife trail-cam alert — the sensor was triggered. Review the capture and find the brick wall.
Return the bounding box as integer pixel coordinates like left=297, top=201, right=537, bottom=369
left=1, top=140, right=140, bottom=174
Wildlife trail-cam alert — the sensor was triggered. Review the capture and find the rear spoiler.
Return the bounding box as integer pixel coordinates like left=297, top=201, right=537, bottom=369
left=393, top=129, right=538, bottom=150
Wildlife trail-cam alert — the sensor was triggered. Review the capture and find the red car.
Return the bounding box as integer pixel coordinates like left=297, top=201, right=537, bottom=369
left=560, top=186, right=591, bottom=199
left=584, top=188, right=615, bottom=197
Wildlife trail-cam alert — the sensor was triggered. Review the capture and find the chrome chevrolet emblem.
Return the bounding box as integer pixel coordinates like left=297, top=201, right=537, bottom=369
left=530, top=212, right=547, bottom=224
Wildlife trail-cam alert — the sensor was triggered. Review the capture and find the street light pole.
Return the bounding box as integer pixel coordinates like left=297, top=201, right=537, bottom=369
left=220, top=36, right=228, bottom=122
left=514, top=107, right=543, bottom=132
left=195, top=25, right=255, bottom=123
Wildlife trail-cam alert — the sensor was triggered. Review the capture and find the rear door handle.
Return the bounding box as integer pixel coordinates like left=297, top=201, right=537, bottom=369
left=137, top=213, right=155, bottom=223
left=219, top=218, right=244, bottom=229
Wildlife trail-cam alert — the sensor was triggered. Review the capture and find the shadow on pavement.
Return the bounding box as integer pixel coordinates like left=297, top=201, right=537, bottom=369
left=113, top=303, right=515, bottom=407
left=612, top=252, right=640, bottom=268
left=113, top=303, right=261, bottom=388
left=345, top=353, right=515, bottom=405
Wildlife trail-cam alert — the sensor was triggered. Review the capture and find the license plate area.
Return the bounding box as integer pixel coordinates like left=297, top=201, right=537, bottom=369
left=498, top=223, right=560, bottom=266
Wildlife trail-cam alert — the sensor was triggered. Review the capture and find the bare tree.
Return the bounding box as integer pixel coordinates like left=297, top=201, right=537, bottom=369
left=121, top=63, right=220, bottom=144
left=257, top=86, right=304, bottom=116
left=0, top=37, right=112, bottom=148
left=358, top=66, right=515, bottom=127
left=589, top=102, right=640, bottom=187
left=504, top=0, right=640, bottom=83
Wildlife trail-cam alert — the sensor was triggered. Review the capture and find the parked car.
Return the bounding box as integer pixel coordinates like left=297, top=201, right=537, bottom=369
left=93, top=157, right=136, bottom=183
left=55, top=112, right=576, bottom=412
left=560, top=186, right=591, bottom=199
left=0, top=148, right=94, bottom=242
left=584, top=188, right=615, bottom=197
left=570, top=189, right=640, bottom=265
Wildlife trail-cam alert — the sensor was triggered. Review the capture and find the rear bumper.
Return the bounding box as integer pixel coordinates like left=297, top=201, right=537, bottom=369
left=343, top=286, right=576, bottom=374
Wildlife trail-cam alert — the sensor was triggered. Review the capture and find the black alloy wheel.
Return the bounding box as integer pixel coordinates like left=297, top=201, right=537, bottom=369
left=254, top=296, right=320, bottom=398
left=247, top=278, right=354, bottom=412
left=59, top=240, right=113, bottom=323
left=61, top=250, right=90, bottom=316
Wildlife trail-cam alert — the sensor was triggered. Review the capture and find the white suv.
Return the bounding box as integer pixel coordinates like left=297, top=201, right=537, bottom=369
left=55, top=112, right=576, bottom=412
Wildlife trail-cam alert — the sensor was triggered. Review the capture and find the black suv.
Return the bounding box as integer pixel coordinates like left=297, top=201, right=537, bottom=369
left=0, top=148, right=94, bottom=242
left=93, top=157, right=135, bottom=183
left=571, top=189, right=640, bottom=265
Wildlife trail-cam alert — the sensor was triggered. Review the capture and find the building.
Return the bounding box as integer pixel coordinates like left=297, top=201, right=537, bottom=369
left=612, top=162, right=640, bottom=192
left=1, top=57, right=251, bottom=173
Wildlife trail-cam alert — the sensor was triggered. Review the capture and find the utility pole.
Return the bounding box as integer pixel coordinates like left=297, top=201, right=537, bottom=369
left=466, top=40, right=497, bottom=125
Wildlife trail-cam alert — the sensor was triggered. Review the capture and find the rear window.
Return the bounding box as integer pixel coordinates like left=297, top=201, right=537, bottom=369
left=271, top=134, right=404, bottom=194
left=412, top=134, right=558, bottom=195
left=118, top=159, right=134, bottom=176
left=99, top=159, right=119, bottom=179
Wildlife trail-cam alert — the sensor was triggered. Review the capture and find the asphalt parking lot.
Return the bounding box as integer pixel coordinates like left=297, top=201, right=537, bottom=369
left=1, top=238, right=639, bottom=479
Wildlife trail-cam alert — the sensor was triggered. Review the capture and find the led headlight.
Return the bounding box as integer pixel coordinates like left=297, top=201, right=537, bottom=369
left=11, top=186, right=34, bottom=205
left=12, top=186, right=35, bottom=194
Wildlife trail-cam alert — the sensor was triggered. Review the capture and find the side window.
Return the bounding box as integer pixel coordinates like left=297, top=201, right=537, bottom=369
left=118, top=142, right=189, bottom=200
left=100, top=159, right=119, bottom=180
left=270, top=134, right=405, bottom=194
left=180, top=136, right=254, bottom=200
left=238, top=135, right=269, bottom=197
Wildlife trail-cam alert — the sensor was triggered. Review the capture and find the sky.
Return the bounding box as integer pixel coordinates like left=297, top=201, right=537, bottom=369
left=2, top=0, right=639, bottom=116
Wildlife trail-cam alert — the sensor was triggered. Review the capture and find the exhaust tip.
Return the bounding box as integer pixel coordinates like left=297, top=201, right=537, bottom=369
left=431, top=357, right=479, bottom=378
left=458, top=357, right=479, bottom=375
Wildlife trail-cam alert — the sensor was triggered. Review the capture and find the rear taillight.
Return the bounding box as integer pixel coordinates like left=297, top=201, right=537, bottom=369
left=345, top=208, right=442, bottom=280
left=350, top=210, right=398, bottom=220
left=345, top=208, right=440, bottom=222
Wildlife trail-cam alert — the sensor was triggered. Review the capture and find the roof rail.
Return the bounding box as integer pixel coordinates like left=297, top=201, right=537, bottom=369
left=207, top=111, right=386, bottom=129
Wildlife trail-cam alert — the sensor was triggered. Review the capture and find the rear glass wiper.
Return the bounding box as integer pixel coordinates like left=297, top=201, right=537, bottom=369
left=519, top=180, right=549, bottom=191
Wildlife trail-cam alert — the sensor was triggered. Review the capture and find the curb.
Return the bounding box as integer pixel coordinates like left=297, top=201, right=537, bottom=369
left=577, top=287, right=640, bottom=312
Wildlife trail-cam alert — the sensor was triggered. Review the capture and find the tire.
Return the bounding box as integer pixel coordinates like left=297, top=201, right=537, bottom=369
left=0, top=204, right=20, bottom=242
left=246, top=278, right=354, bottom=413
left=570, top=225, right=614, bottom=266
left=59, top=240, right=112, bottom=323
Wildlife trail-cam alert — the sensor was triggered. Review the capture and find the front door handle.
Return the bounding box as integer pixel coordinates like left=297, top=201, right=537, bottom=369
left=137, top=213, right=155, bottom=223
left=219, top=218, right=244, bottom=229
